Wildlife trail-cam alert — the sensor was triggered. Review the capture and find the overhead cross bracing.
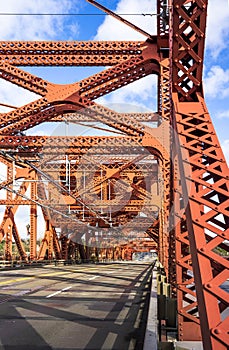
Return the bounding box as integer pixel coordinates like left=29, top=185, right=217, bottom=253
left=0, top=0, right=228, bottom=349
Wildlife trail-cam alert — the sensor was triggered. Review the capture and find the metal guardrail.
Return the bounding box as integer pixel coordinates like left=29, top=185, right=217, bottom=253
left=0, top=259, right=87, bottom=269
left=0, top=258, right=130, bottom=269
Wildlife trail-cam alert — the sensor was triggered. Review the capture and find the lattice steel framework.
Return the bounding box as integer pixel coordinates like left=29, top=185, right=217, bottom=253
left=0, top=0, right=228, bottom=349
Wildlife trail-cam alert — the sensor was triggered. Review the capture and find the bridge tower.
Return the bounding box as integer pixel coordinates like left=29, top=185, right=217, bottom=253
left=0, top=1, right=228, bottom=349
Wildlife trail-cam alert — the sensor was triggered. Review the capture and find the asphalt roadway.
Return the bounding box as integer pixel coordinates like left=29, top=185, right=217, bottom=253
left=0, top=262, right=153, bottom=350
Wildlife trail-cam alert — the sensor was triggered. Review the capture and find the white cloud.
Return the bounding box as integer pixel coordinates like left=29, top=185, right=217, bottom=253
left=0, top=80, right=39, bottom=113
left=216, top=110, right=229, bottom=119
left=94, top=0, right=158, bottom=110
left=97, top=75, right=157, bottom=111
left=206, top=0, right=229, bottom=58
left=222, top=139, right=229, bottom=165
left=0, top=0, right=80, bottom=112
left=94, top=0, right=157, bottom=41
left=0, top=0, right=79, bottom=40
left=203, top=65, right=229, bottom=99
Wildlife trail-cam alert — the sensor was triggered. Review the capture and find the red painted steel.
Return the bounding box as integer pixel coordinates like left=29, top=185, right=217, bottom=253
left=0, top=0, right=228, bottom=348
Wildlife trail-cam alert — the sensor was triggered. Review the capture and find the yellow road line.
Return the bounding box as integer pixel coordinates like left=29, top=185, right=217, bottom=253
left=0, top=277, right=32, bottom=286
left=0, top=264, right=119, bottom=286
left=0, top=271, right=68, bottom=286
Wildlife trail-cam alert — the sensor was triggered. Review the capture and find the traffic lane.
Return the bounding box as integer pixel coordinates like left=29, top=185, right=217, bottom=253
left=0, top=263, right=149, bottom=302
left=0, top=267, right=84, bottom=304
left=0, top=263, right=151, bottom=350
left=0, top=264, right=119, bottom=299
left=0, top=263, right=152, bottom=350
left=0, top=263, right=139, bottom=288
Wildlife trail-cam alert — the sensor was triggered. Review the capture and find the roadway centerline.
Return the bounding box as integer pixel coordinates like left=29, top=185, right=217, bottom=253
left=0, top=267, right=96, bottom=287
left=0, top=271, right=69, bottom=287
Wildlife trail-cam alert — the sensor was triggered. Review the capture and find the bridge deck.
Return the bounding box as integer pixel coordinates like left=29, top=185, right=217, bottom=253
left=0, top=262, right=152, bottom=350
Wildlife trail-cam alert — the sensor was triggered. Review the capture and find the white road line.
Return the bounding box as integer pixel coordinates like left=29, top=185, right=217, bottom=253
left=46, top=286, right=72, bottom=298
left=105, top=271, right=116, bottom=274
left=101, top=332, right=117, bottom=350
left=88, top=275, right=99, bottom=280
left=114, top=306, right=129, bottom=325
left=13, top=290, right=31, bottom=297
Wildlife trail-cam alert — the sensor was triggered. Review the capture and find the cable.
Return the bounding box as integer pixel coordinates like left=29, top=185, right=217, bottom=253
left=0, top=13, right=158, bottom=16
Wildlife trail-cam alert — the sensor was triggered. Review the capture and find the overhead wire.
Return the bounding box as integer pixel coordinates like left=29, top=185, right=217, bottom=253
left=0, top=13, right=159, bottom=16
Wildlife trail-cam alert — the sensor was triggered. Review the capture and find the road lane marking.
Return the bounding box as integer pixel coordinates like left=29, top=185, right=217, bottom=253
left=101, top=332, right=117, bottom=350
left=0, top=263, right=128, bottom=288
left=0, top=277, right=32, bottom=286
left=105, top=271, right=116, bottom=274
left=115, top=306, right=130, bottom=325
left=46, top=286, right=72, bottom=298
left=88, top=275, right=99, bottom=280
left=13, top=290, right=31, bottom=297
left=0, top=271, right=70, bottom=287
left=0, top=265, right=116, bottom=287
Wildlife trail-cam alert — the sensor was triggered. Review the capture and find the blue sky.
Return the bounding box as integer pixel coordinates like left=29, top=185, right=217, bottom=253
left=0, top=0, right=228, bottom=238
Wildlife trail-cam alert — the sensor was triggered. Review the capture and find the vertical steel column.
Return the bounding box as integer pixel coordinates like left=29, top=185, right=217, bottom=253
left=170, top=0, right=229, bottom=348
left=5, top=163, right=13, bottom=260
left=30, top=172, right=37, bottom=260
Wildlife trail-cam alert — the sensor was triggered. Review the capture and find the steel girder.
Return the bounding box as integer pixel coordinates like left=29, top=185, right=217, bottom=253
left=0, top=40, right=145, bottom=66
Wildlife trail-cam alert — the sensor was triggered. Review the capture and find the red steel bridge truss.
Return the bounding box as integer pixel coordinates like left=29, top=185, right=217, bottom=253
left=0, top=0, right=228, bottom=348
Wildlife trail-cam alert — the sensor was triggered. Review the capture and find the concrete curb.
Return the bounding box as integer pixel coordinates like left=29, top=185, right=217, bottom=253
left=143, top=262, right=158, bottom=350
